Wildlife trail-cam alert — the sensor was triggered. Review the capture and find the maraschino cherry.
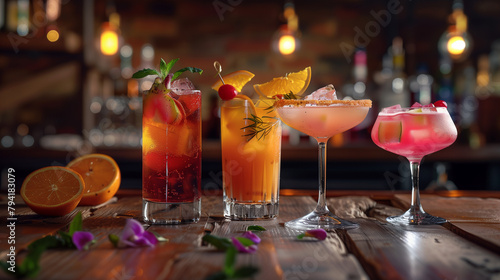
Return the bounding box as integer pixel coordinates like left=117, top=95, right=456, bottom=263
left=214, top=61, right=238, bottom=101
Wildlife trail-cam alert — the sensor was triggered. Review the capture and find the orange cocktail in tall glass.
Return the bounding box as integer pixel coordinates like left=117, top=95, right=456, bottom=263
left=213, top=63, right=310, bottom=220
left=221, top=99, right=281, bottom=220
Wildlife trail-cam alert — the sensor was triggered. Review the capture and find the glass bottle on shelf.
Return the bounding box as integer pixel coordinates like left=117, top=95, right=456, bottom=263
left=409, top=65, right=434, bottom=105
left=379, top=37, right=410, bottom=109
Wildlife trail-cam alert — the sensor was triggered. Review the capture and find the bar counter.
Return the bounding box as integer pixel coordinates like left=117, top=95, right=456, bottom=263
left=1, top=190, right=499, bottom=279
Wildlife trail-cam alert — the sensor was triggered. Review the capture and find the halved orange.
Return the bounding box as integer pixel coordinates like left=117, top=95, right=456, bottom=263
left=211, top=70, right=255, bottom=92
left=21, top=166, right=84, bottom=216
left=67, top=154, right=121, bottom=206
left=253, top=66, right=311, bottom=99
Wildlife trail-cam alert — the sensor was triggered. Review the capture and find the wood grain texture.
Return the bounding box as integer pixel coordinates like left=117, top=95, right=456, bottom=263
left=343, top=219, right=500, bottom=280
left=202, top=196, right=369, bottom=280
left=1, top=194, right=500, bottom=280
left=391, top=194, right=500, bottom=251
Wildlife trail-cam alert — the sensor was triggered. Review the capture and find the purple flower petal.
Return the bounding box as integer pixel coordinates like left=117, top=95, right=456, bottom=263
left=231, top=237, right=257, bottom=254
left=117, top=219, right=158, bottom=248
left=119, top=239, right=137, bottom=248
left=72, top=231, right=94, bottom=250
left=242, top=231, right=261, bottom=244
left=121, top=219, right=143, bottom=242
left=122, top=219, right=145, bottom=238
left=142, top=231, right=158, bottom=246
left=132, top=237, right=152, bottom=247
left=304, top=229, right=327, bottom=240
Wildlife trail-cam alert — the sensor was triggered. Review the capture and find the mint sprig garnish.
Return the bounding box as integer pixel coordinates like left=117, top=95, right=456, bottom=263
left=132, top=68, right=161, bottom=79
left=132, top=58, right=203, bottom=82
left=173, top=67, right=203, bottom=80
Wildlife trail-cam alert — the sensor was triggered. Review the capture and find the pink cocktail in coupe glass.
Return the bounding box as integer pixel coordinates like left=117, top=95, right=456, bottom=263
left=275, top=85, right=372, bottom=230
left=371, top=102, right=457, bottom=225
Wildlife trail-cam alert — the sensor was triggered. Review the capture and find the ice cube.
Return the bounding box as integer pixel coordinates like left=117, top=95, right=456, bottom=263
left=411, top=102, right=422, bottom=109
left=304, top=84, right=337, bottom=100
left=421, top=103, right=437, bottom=112
left=171, top=78, right=196, bottom=95
left=381, top=104, right=402, bottom=113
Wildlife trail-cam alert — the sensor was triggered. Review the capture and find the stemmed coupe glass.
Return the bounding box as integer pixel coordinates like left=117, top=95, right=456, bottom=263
left=371, top=103, right=457, bottom=225
left=275, top=99, right=372, bottom=230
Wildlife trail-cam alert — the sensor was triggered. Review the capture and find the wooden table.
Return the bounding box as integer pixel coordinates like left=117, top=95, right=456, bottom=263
left=1, top=190, right=500, bottom=279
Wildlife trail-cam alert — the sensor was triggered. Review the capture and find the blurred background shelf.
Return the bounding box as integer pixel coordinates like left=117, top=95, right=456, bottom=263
left=1, top=0, right=500, bottom=193
left=1, top=141, right=499, bottom=192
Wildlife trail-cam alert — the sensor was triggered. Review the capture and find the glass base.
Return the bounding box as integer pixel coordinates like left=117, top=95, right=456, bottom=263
left=285, top=210, right=359, bottom=231
left=386, top=208, right=447, bottom=225
left=142, top=198, right=201, bottom=225
left=224, top=201, right=278, bottom=220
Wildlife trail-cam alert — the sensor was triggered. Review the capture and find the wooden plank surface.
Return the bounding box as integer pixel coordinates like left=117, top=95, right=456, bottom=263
left=343, top=219, right=500, bottom=280
left=1, top=194, right=500, bottom=280
left=391, top=194, right=500, bottom=251
left=195, top=196, right=369, bottom=280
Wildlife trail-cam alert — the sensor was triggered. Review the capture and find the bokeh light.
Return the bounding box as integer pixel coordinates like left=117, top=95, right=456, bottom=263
left=278, top=35, right=296, bottom=55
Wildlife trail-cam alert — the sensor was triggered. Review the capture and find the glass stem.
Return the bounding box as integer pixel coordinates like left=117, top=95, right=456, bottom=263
left=409, top=159, right=424, bottom=213
left=316, top=140, right=328, bottom=214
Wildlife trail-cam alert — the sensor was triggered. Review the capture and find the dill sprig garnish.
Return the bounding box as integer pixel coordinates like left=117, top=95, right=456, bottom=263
left=241, top=114, right=279, bottom=141
left=265, top=91, right=299, bottom=113
left=283, top=91, right=298, bottom=99
left=240, top=91, right=297, bottom=141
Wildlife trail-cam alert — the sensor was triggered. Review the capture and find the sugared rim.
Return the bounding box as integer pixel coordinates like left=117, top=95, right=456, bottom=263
left=274, top=99, right=372, bottom=108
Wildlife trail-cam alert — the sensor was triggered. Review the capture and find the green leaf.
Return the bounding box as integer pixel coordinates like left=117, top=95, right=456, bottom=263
left=160, top=58, right=168, bottom=80
left=132, top=68, right=161, bottom=79
left=83, top=240, right=96, bottom=251
left=69, top=212, right=82, bottom=236
left=223, top=245, right=237, bottom=277
left=284, top=91, right=298, bottom=99
left=297, top=233, right=306, bottom=240
left=8, top=235, right=64, bottom=278
left=246, top=225, right=267, bottom=232
left=108, top=234, right=119, bottom=248
left=164, top=58, right=180, bottom=79
left=57, top=231, right=75, bottom=248
left=172, top=67, right=203, bottom=80
left=234, top=237, right=254, bottom=247
left=1, top=213, right=91, bottom=278
left=233, top=266, right=259, bottom=278
left=151, top=231, right=169, bottom=242
left=202, top=234, right=233, bottom=251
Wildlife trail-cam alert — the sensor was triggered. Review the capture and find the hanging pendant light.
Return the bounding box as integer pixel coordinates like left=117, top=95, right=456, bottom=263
left=438, top=0, right=473, bottom=62
left=272, top=1, right=300, bottom=56
left=100, top=10, right=121, bottom=56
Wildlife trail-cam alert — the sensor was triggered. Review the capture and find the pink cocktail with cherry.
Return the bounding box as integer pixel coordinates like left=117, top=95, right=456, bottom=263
left=371, top=101, right=457, bottom=225
left=372, top=102, right=457, bottom=161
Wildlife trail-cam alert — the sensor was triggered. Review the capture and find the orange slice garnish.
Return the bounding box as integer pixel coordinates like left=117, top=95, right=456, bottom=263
left=232, top=94, right=258, bottom=115
left=253, top=67, right=311, bottom=99
left=211, top=70, right=255, bottom=93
